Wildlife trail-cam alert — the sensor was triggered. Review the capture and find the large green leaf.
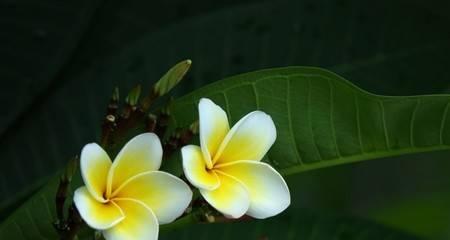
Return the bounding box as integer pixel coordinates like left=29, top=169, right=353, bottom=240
left=170, top=67, right=450, bottom=174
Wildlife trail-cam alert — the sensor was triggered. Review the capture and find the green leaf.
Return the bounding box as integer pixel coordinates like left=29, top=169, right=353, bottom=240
left=0, top=171, right=88, bottom=239
left=170, top=67, right=450, bottom=174
left=0, top=177, right=59, bottom=239
left=160, top=208, right=419, bottom=240
left=0, top=177, right=48, bottom=221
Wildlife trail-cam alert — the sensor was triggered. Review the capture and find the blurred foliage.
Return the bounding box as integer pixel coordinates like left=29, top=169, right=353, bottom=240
left=369, top=192, right=450, bottom=239
left=0, top=0, right=450, bottom=239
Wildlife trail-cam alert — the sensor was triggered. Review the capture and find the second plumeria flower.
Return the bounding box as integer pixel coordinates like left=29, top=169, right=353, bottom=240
left=182, top=98, right=290, bottom=219
left=74, top=133, right=192, bottom=240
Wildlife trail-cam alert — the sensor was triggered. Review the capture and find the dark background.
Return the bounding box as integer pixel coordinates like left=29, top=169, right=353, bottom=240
left=1, top=0, right=450, bottom=239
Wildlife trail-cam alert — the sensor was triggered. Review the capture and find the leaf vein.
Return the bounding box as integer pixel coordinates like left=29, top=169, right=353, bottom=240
left=287, top=77, right=303, bottom=165
left=26, top=207, right=46, bottom=239
left=410, top=98, right=420, bottom=147
left=354, top=93, right=364, bottom=153
left=328, top=79, right=341, bottom=158
left=13, top=221, right=27, bottom=239
left=308, top=77, right=323, bottom=161
left=222, top=91, right=232, bottom=121
left=280, top=145, right=450, bottom=176
left=440, top=101, right=450, bottom=145
left=251, top=83, right=260, bottom=109
left=379, top=100, right=390, bottom=150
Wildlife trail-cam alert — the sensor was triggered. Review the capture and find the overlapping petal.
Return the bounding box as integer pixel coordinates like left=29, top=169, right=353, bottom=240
left=111, top=171, right=192, bottom=224
left=107, top=133, right=163, bottom=196
left=182, top=145, right=220, bottom=190
left=213, top=111, right=276, bottom=165
left=217, top=161, right=290, bottom=219
left=103, top=199, right=158, bottom=240
left=200, top=172, right=249, bottom=218
left=73, top=187, right=124, bottom=230
left=199, top=98, right=230, bottom=168
left=80, top=143, right=112, bottom=202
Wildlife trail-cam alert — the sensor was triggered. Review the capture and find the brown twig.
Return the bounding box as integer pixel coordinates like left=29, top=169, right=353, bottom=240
left=59, top=204, right=84, bottom=240
left=212, top=215, right=254, bottom=223
left=154, top=109, right=170, bottom=139
left=100, top=114, right=116, bottom=148
left=162, top=124, right=197, bottom=160
left=145, top=114, right=157, bottom=132
left=54, top=157, right=78, bottom=238
left=163, top=129, right=194, bottom=159
left=100, top=88, right=119, bottom=148
left=140, top=89, right=159, bottom=112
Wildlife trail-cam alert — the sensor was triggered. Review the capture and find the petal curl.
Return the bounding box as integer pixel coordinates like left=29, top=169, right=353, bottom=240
left=214, top=111, right=276, bottom=165
left=73, top=187, right=124, bottom=230
left=182, top=145, right=220, bottom=190
left=80, top=143, right=112, bottom=202
left=103, top=199, right=158, bottom=240
left=107, top=133, right=163, bottom=196
left=217, top=161, right=290, bottom=219
left=112, top=171, right=192, bottom=224
left=200, top=171, right=249, bottom=218
left=199, top=98, right=230, bottom=168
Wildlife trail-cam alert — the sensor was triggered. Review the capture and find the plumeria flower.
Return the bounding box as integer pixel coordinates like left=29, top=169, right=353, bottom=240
left=181, top=98, right=290, bottom=219
left=74, top=133, right=192, bottom=240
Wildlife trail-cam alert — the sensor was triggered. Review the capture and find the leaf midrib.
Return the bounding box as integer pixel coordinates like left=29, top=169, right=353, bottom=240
left=280, top=145, right=449, bottom=176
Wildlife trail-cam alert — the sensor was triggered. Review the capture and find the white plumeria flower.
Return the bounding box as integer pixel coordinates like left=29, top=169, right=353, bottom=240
left=74, top=133, right=192, bottom=240
left=182, top=98, right=290, bottom=219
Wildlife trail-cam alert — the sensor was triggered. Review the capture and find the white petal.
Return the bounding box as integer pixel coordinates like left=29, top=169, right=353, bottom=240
left=107, top=133, right=163, bottom=196
left=200, top=171, right=249, bottom=218
left=80, top=143, right=112, bottom=202
left=182, top=145, right=220, bottom=190
left=214, top=111, right=276, bottom=165
left=73, top=187, right=124, bottom=230
left=199, top=98, right=230, bottom=168
left=217, top=161, right=290, bottom=219
left=111, top=171, right=192, bottom=224
left=103, top=199, right=158, bottom=240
